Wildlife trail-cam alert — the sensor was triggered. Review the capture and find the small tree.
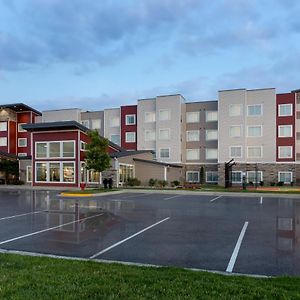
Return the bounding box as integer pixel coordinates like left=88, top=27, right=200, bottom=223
left=85, top=130, right=111, bottom=187
left=200, top=166, right=205, bottom=184
left=0, top=159, right=19, bottom=184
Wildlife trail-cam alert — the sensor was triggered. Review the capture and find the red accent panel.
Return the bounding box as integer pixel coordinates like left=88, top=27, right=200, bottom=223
left=120, top=105, right=137, bottom=150
left=17, top=112, right=33, bottom=156
left=0, top=121, right=8, bottom=153
left=9, top=121, right=17, bottom=154
left=276, top=93, right=296, bottom=162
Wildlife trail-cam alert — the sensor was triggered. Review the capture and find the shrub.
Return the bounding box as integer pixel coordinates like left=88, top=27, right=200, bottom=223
left=148, top=178, right=157, bottom=187
left=126, top=177, right=141, bottom=186
left=270, top=182, right=275, bottom=186
left=291, top=181, right=294, bottom=187
left=158, top=180, right=168, bottom=187
left=248, top=181, right=254, bottom=186
left=277, top=181, right=284, bottom=186
left=259, top=181, right=264, bottom=187
left=171, top=180, right=180, bottom=187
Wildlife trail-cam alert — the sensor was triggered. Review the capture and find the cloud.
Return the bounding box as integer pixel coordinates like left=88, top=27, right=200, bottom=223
left=0, top=0, right=201, bottom=71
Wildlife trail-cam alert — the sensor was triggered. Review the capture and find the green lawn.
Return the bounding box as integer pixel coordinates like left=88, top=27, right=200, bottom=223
left=1, top=253, right=300, bottom=299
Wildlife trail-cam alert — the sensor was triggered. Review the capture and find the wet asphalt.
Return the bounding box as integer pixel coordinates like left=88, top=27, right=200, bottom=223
left=0, top=189, right=300, bottom=276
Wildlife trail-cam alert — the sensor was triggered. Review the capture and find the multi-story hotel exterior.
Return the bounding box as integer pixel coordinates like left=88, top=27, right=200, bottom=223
left=1, top=87, right=300, bottom=187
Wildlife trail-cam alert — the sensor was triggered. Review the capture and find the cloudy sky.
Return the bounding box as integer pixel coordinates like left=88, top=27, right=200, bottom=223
left=0, top=0, right=299, bottom=111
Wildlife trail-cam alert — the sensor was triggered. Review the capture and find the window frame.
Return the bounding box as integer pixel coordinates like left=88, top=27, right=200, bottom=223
left=247, top=146, right=263, bottom=158
left=229, top=104, right=242, bottom=117
left=186, top=149, right=200, bottom=161
left=186, top=171, right=200, bottom=183
left=206, top=171, right=218, bottom=183
left=278, top=104, right=293, bottom=117
left=159, top=148, right=170, bottom=159
left=125, top=132, right=136, bottom=143
left=159, top=109, right=171, bottom=121
left=278, top=146, right=293, bottom=159
left=247, top=104, right=263, bottom=116
left=18, top=138, right=27, bottom=147
left=229, top=146, right=242, bottom=158
left=125, top=114, right=136, bottom=125
left=144, top=112, right=156, bottom=123
left=278, top=125, right=293, bottom=138
left=35, top=141, right=76, bottom=159
left=144, top=130, right=156, bottom=141
left=206, top=111, right=218, bottom=122
left=110, top=134, right=121, bottom=145
left=231, top=171, right=243, bottom=183
left=0, top=122, right=7, bottom=132
left=159, top=128, right=170, bottom=140
left=247, top=171, right=263, bottom=183
left=205, top=148, right=218, bottom=160
left=229, top=125, right=242, bottom=138
left=247, top=125, right=263, bottom=137
left=186, top=130, right=200, bottom=142
left=186, top=111, right=200, bottom=123
left=205, top=129, right=218, bottom=141
left=278, top=171, right=293, bottom=183
left=18, top=123, right=26, bottom=132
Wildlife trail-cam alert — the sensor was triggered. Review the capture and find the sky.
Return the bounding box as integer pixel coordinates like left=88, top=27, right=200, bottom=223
left=0, top=0, right=299, bottom=111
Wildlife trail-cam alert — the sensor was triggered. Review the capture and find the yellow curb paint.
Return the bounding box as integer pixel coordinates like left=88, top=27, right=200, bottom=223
left=60, top=193, right=93, bottom=197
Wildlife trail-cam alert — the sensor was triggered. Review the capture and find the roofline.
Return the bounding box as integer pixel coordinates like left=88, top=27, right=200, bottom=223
left=219, top=87, right=275, bottom=93
left=42, top=108, right=82, bottom=112
left=133, top=158, right=182, bottom=168
left=186, top=100, right=217, bottom=104
left=138, top=93, right=185, bottom=102
left=0, top=103, right=42, bottom=116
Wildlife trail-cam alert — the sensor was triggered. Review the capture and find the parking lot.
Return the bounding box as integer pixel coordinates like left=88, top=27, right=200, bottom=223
left=0, top=189, right=300, bottom=276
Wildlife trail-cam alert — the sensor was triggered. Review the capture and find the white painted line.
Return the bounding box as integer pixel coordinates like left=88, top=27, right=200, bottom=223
left=90, top=217, right=170, bottom=259
left=260, top=196, right=263, bottom=204
left=121, top=193, right=148, bottom=199
left=164, top=195, right=181, bottom=200
left=210, top=195, right=222, bottom=202
left=0, top=211, right=44, bottom=221
left=0, top=213, right=104, bottom=246
left=226, top=221, right=249, bottom=273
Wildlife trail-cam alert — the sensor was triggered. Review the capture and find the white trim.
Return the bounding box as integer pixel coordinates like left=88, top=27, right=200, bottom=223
left=231, top=171, right=243, bottom=183
left=278, top=146, right=293, bottom=159
left=247, top=125, right=263, bottom=137
left=125, top=114, right=136, bottom=125
left=158, top=128, right=170, bottom=140
left=247, top=104, right=263, bottom=116
left=247, top=146, right=263, bottom=158
left=159, top=147, right=170, bottom=159
left=278, top=171, right=293, bottom=183
left=186, top=171, right=200, bottom=183
left=278, top=125, right=293, bottom=138
left=35, top=140, right=76, bottom=159
left=18, top=123, right=26, bottom=132
left=125, top=132, right=136, bottom=143
left=35, top=161, right=76, bottom=184
left=229, top=145, right=242, bottom=158
left=0, top=121, right=7, bottom=132
left=278, top=103, right=293, bottom=117
left=0, top=137, right=7, bottom=147
left=18, top=137, right=27, bottom=147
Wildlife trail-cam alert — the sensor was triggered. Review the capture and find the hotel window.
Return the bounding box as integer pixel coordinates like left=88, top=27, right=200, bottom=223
left=63, top=162, right=75, bottom=182
left=247, top=104, right=262, bottom=116
left=186, top=149, right=200, bottom=160
left=110, top=134, right=120, bottom=145
left=18, top=153, right=27, bottom=157
left=62, top=141, right=75, bottom=158
left=247, top=171, right=263, bottom=183
left=206, top=171, right=218, bottom=183
left=186, top=112, right=199, bottom=123
left=0, top=122, right=7, bottom=131
left=278, top=125, right=293, bottom=137
left=278, top=172, right=293, bottom=183
left=80, top=141, right=87, bottom=151
left=125, top=114, right=136, bottom=125
left=186, top=171, right=199, bottom=183
left=36, top=143, right=47, bottom=158
left=49, top=142, right=60, bottom=158
left=18, top=138, right=27, bottom=147
left=205, top=130, right=218, bottom=140
left=18, top=123, right=26, bottom=132
left=230, top=146, right=242, bottom=158
left=247, top=125, right=262, bottom=137
left=0, top=137, right=7, bottom=147
left=145, top=112, right=156, bottom=123
left=206, top=111, right=218, bottom=122
left=36, top=163, right=47, bottom=181
left=229, top=126, right=241, bottom=138
left=159, top=128, right=170, bottom=140
left=247, top=146, right=262, bottom=158
left=91, top=119, right=101, bottom=130
left=232, top=171, right=242, bottom=183
left=278, top=104, right=293, bottom=116
left=159, top=109, right=170, bottom=121
left=159, top=148, right=170, bottom=158
left=206, top=148, right=218, bottom=160
left=229, top=104, right=242, bottom=117
left=125, top=132, right=136, bottom=143
left=110, top=117, right=120, bottom=127
left=278, top=146, right=293, bottom=158
left=50, top=163, right=60, bottom=182
left=145, top=130, right=155, bottom=141
left=186, top=130, right=200, bottom=142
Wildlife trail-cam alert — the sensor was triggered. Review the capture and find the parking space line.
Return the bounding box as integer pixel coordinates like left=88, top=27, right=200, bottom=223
left=89, top=217, right=170, bottom=259
left=0, top=211, right=44, bottom=221
left=210, top=195, right=222, bottom=202
left=0, top=213, right=104, bottom=246
left=226, top=221, right=249, bottom=273
left=260, top=197, right=263, bottom=205
left=164, top=195, right=181, bottom=200
left=120, top=193, right=148, bottom=199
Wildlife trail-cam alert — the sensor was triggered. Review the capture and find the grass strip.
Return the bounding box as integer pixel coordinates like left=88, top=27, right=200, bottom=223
left=1, top=253, right=300, bottom=299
